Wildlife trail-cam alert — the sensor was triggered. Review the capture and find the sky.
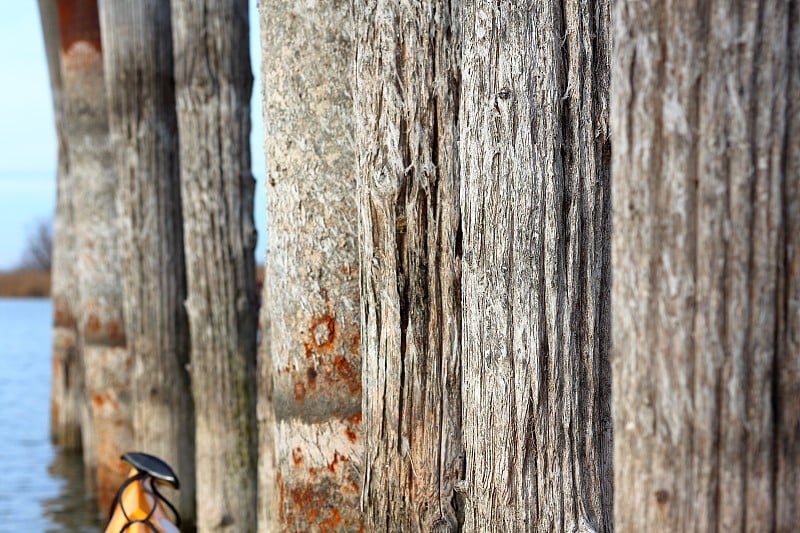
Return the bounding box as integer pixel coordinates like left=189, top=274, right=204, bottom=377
left=0, top=1, right=266, bottom=269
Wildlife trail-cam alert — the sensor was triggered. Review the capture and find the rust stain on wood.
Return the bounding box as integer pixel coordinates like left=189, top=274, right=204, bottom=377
left=319, top=507, right=343, bottom=532
left=277, top=471, right=286, bottom=524
left=307, top=451, right=350, bottom=478
left=84, top=313, right=101, bottom=335
left=57, top=0, right=101, bottom=53
left=305, top=313, right=336, bottom=357
left=306, top=366, right=318, bottom=389
left=280, top=315, right=362, bottom=413
left=326, top=451, right=347, bottom=473
left=292, top=447, right=303, bottom=465
left=94, top=433, right=129, bottom=512
left=280, top=479, right=358, bottom=532
left=105, top=319, right=124, bottom=343
left=91, top=392, right=105, bottom=408
left=53, top=302, right=76, bottom=328
left=83, top=315, right=126, bottom=346
left=293, top=381, right=306, bottom=401
left=90, top=391, right=120, bottom=411
left=332, top=355, right=360, bottom=394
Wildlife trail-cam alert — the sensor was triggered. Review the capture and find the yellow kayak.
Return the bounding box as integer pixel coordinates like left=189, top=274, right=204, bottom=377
left=104, top=452, right=181, bottom=533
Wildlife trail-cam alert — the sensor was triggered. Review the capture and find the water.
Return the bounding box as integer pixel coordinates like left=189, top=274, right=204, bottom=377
left=0, top=298, right=101, bottom=531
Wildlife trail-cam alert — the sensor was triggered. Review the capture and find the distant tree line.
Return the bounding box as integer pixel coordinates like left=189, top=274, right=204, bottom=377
left=38, top=0, right=798, bottom=532
left=19, top=218, right=53, bottom=271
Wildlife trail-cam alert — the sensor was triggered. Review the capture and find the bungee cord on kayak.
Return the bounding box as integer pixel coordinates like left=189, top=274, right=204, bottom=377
left=105, top=453, right=181, bottom=533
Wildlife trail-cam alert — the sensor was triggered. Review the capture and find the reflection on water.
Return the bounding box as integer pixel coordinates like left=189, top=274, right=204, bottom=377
left=0, top=298, right=101, bottom=531
left=41, top=449, right=101, bottom=532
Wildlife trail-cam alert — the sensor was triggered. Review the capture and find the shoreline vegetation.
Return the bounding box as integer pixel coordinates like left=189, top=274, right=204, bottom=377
left=0, top=266, right=265, bottom=299
left=0, top=269, right=51, bottom=298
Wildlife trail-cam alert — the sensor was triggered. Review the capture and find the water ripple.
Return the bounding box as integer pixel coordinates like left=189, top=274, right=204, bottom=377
left=0, top=298, right=100, bottom=532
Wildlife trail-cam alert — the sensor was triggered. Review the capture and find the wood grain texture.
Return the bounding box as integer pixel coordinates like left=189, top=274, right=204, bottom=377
left=171, top=1, right=257, bottom=530
left=612, top=0, right=799, bottom=530
left=354, top=1, right=463, bottom=531
left=256, top=310, right=277, bottom=533
left=57, top=0, right=133, bottom=510
left=98, top=0, right=196, bottom=523
left=460, top=1, right=612, bottom=531
left=260, top=1, right=362, bottom=530
left=39, top=0, right=83, bottom=453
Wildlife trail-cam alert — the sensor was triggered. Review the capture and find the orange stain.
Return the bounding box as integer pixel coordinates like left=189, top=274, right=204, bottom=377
left=105, top=320, right=124, bottom=343
left=306, top=366, right=318, bottom=389
left=84, top=314, right=101, bottom=335
left=57, top=0, right=102, bottom=53
left=293, top=381, right=306, bottom=401
left=53, top=307, right=75, bottom=328
left=292, top=447, right=303, bottom=465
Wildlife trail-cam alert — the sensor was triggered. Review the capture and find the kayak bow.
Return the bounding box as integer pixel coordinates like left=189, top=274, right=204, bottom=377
left=104, top=452, right=181, bottom=533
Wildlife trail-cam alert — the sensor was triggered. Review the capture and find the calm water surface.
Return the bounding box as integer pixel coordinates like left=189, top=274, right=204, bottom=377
left=0, top=298, right=101, bottom=531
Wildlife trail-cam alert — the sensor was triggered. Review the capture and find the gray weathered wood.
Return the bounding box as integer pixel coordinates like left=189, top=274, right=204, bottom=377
left=259, top=0, right=362, bottom=530
left=256, top=307, right=277, bottom=533
left=171, top=0, right=257, bottom=530
left=63, top=38, right=127, bottom=509
left=612, top=1, right=799, bottom=530
left=56, top=0, right=133, bottom=509
left=354, top=2, right=463, bottom=530
left=460, top=1, right=613, bottom=530
left=38, top=0, right=83, bottom=453
left=98, top=0, right=196, bottom=524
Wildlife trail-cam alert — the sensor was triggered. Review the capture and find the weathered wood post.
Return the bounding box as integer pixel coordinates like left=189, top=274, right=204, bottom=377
left=612, top=1, right=799, bottom=529
left=98, top=0, right=196, bottom=524
left=259, top=0, right=362, bottom=529
left=38, top=0, right=82, bottom=453
left=459, top=1, right=613, bottom=530
left=354, top=2, right=463, bottom=530
left=56, top=0, right=133, bottom=508
left=171, top=0, right=258, bottom=530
